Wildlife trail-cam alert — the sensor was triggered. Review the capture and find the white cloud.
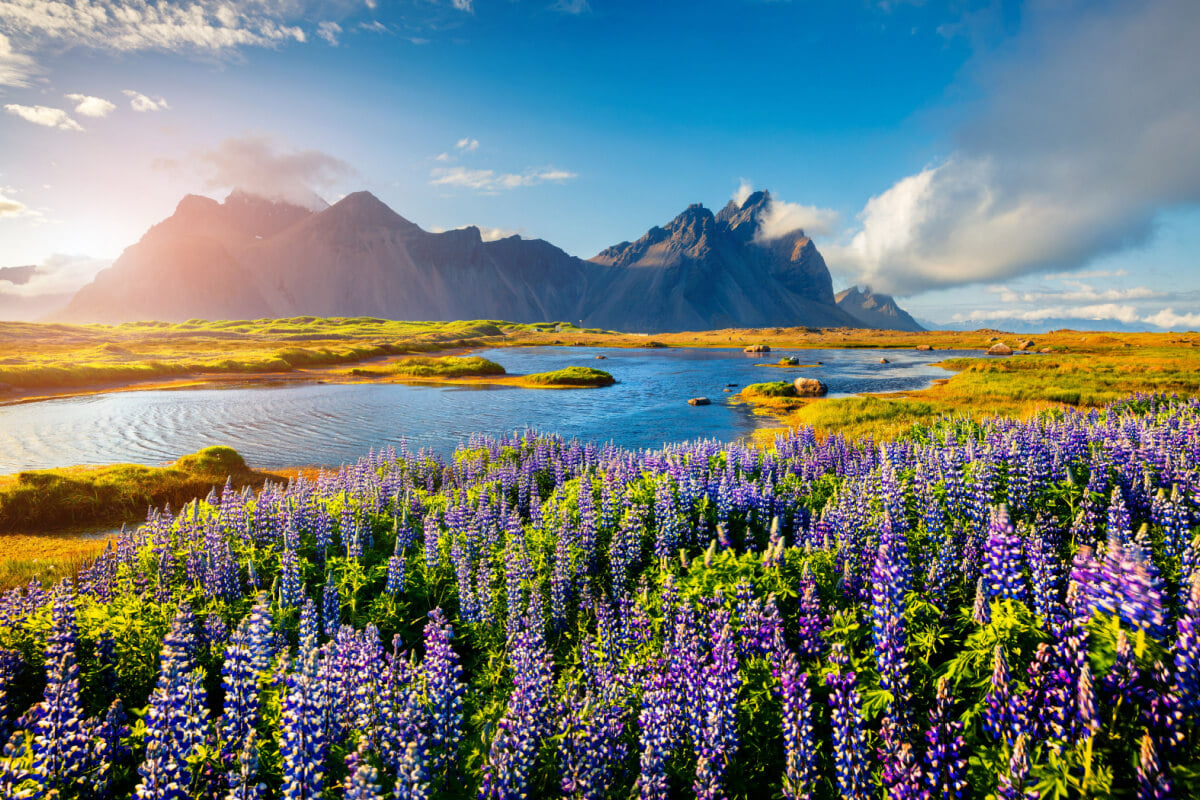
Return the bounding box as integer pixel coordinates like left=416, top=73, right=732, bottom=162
left=317, top=21, right=342, bottom=46
left=0, top=0, right=309, bottom=55
left=451, top=0, right=474, bottom=11
left=990, top=284, right=1165, bottom=305
left=434, top=152, right=451, bottom=162
left=0, top=32, right=35, bottom=86
left=123, top=89, right=169, bottom=112
left=0, top=189, right=27, bottom=217
left=732, top=178, right=753, bottom=206
left=827, top=0, right=1200, bottom=295
left=952, top=303, right=1142, bottom=325
left=171, top=134, right=354, bottom=209
left=65, top=93, right=115, bottom=118
left=4, top=103, right=82, bottom=130
left=1143, top=308, right=1200, bottom=330
left=455, top=137, right=479, bottom=152
left=430, top=165, right=577, bottom=192
left=755, top=197, right=839, bottom=240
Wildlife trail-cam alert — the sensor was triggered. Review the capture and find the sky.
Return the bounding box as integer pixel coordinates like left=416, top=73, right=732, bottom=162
left=0, top=0, right=1198, bottom=328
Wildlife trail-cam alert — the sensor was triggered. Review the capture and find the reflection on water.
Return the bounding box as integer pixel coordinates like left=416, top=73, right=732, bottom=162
left=0, top=346, right=970, bottom=471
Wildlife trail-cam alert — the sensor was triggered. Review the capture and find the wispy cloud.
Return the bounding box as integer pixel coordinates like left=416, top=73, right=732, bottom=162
left=317, top=21, right=342, bottom=46
left=988, top=283, right=1165, bottom=305
left=162, top=134, right=355, bottom=209
left=430, top=165, right=577, bottom=192
left=0, top=189, right=28, bottom=217
left=4, top=103, right=82, bottom=130
left=123, top=89, right=169, bottom=112
left=0, top=32, right=35, bottom=86
left=732, top=180, right=839, bottom=239
left=827, top=0, right=1200, bottom=295
left=456, top=137, right=479, bottom=152
left=952, top=304, right=1143, bottom=325
left=65, top=93, right=115, bottom=118
left=552, top=0, right=591, bottom=14
left=451, top=0, right=474, bottom=12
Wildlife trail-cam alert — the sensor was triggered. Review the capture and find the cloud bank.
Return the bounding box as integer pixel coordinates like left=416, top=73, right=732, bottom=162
left=157, top=134, right=354, bottom=209
left=431, top=166, right=577, bottom=193
left=827, top=0, right=1200, bottom=296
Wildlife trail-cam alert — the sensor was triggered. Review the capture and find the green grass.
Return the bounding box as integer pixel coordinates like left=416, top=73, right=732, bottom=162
left=387, top=356, right=507, bottom=378
left=0, top=446, right=267, bottom=533
left=741, top=381, right=798, bottom=398
left=522, top=367, right=615, bottom=387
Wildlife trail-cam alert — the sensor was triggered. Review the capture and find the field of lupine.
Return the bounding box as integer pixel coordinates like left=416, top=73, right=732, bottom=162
left=1, top=393, right=1199, bottom=799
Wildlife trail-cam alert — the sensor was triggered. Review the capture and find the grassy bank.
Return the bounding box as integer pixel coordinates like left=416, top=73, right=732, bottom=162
left=737, top=340, right=1200, bottom=441
left=0, top=445, right=275, bottom=533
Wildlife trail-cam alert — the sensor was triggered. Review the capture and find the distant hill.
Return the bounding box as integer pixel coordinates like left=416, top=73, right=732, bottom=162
left=834, top=286, right=924, bottom=332
left=60, top=188, right=915, bottom=332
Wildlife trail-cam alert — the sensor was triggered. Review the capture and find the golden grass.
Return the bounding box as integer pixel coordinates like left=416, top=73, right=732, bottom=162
left=0, top=533, right=113, bottom=591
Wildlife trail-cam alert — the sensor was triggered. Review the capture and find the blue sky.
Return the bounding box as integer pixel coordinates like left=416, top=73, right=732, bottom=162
left=1, top=0, right=1198, bottom=328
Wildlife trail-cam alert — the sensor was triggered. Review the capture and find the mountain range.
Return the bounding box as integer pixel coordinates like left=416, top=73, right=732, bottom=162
left=59, top=188, right=921, bottom=332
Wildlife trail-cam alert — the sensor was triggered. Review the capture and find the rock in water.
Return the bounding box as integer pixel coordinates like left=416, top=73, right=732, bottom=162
left=987, top=343, right=1014, bottom=356
left=793, top=378, right=828, bottom=397
left=745, top=344, right=771, bottom=353
left=688, top=397, right=711, bottom=406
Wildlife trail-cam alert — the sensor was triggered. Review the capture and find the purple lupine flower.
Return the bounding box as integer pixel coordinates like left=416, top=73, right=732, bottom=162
left=30, top=596, right=88, bottom=792
left=479, top=598, right=554, bottom=800
left=321, top=573, right=339, bottom=639
left=653, top=478, right=680, bottom=560
left=694, top=608, right=741, bottom=800
left=386, top=535, right=406, bottom=596
left=635, top=664, right=677, bottom=800
left=1136, top=731, right=1171, bottom=800
left=281, top=547, right=303, bottom=608
left=1018, top=643, right=1071, bottom=749
left=280, top=649, right=329, bottom=800
left=878, top=716, right=922, bottom=800
left=136, top=605, right=210, bottom=800
left=871, top=518, right=912, bottom=727
left=558, top=682, right=629, bottom=800
left=1172, top=575, right=1200, bottom=716
left=1102, top=629, right=1140, bottom=704
left=220, top=594, right=273, bottom=770
left=777, top=655, right=817, bottom=800
left=90, top=699, right=131, bottom=800
left=996, top=734, right=1038, bottom=800
left=422, top=609, right=464, bottom=785
left=226, top=730, right=265, bottom=800
left=982, top=506, right=1028, bottom=604
left=984, top=646, right=1016, bottom=744
left=0, top=648, right=21, bottom=746
left=1077, top=663, right=1100, bottom=741
left=923, top=676, right=966, bottom=799
left=972, top=577, right=992, bottom=625
left=826, top=643, right=870, bottom=800
left=1106, top=487, right=1132, bottom=544
left=343, top=741, right=384, bottom=800
left=795, top=565, right=827, bottom=659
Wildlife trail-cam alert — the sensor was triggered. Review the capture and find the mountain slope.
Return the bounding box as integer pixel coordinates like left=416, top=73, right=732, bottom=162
left=834, top=286, right=925, bottom=332
left=59, top=188, right=913, bottom=332
left=589, top=191, right=860, bottom=330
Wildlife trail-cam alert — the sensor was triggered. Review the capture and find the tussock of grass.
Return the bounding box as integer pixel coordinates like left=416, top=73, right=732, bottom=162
left=0, top=446, right=266, bottom=533
left=389, top=356, right=506, bottom=378
left=742, top=381, right=798, bottom=398
left=522, top=367, right=615, bottom=387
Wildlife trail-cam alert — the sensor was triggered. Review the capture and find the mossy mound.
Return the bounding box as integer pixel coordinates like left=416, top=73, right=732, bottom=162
left=390, top=356, right=507, bottom=378
left=742, top=380, right=797, bottom=398
left=523, top=367, right=615, bottom=387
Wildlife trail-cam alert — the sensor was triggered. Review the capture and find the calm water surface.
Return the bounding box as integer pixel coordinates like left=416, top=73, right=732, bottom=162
left=0, top=346, right=971, bottom=471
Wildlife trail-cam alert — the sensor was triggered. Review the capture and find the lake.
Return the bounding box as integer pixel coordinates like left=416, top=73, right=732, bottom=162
left=0, top=346, right=972, bottom=471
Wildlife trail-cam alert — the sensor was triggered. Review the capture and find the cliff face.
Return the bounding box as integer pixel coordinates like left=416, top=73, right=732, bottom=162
left=61, top=188, right=913, bottom=332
